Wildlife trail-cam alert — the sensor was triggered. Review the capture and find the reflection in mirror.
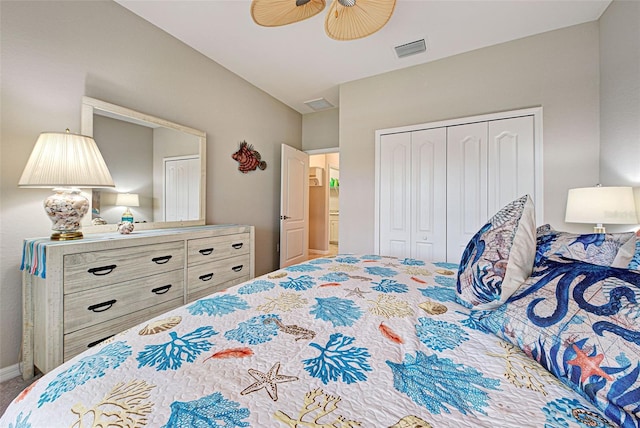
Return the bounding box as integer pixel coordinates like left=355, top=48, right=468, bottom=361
left=80, top=96, right=206, bottom=233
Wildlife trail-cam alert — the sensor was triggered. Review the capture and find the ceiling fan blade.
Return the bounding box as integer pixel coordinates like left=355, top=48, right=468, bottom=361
left=251, top=0, right=326, bottom=27
left=325, top=0, right=396, bottom=41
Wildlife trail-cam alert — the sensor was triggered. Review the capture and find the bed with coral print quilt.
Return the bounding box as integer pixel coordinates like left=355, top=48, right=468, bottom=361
left=1, top=255, right=617, bottom=427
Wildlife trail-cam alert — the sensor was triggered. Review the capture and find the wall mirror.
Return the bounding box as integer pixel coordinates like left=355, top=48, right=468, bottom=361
left=80, top=96, right=206, bottom=233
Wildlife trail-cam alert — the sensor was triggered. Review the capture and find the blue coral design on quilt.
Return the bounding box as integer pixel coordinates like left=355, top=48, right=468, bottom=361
left=310, top=297, right=362, bottom=327
left=279, top=275, right=315, bottom=291
left=386, top=351, right=500, bottom=416
left=39, top=341, right=132, bottom=406
left=303, top=333, right=372, bottom=384
left=285, top=263, right=322, bottom=272
left=320, top=272, right=350, bottom=282
left=419, top=284, right=457, bottom=303
left=188, top=295, right=249, bottom=316
left=400, top=258, right=425, bottom=266
left=364, top=266, right=398, bottom=277
left=137, top=327, right=217, bottom=371
left=372, top=279, right=408, bottom=293
left=237, top=279, right=275, bottom=294
left=416, top=318, right=469, bottom=351
left=163, top=392, right=250, bottom=427
left=334, top=256, right=360, bottom=264
left=224, top=314, right=281, bottom=344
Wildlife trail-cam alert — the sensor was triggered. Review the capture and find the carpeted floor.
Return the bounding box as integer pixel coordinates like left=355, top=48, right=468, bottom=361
left=0, top=374, right=41, bottom=417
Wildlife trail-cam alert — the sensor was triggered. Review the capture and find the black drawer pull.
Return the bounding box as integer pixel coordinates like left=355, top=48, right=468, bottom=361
left=232, top=265, right=244, bottom=272
left=232, top=243, right=243, bottom=249
left=199, top=248, right=214, bottom=255
left=88, top=265, right=116, bottom=276
left=87, top=335, right=115, bottom=348
left=88, top=299, right=117, bottom=312
left=152, top=255, right=172, bottom=264
left=152, top=284, right=172, bottom=295
left=199, top=273, right=214, bottom=281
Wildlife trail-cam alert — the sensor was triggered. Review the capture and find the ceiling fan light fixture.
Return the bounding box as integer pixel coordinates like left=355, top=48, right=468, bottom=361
left=325, top=0, right=396, bottom=41
left=251, top=0, right=326, bottom=27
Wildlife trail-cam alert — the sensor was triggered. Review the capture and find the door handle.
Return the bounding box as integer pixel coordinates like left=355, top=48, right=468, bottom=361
left=280, top=215, right=291, bottom=220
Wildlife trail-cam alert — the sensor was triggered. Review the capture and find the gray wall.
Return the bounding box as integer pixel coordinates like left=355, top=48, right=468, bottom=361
left=338, top=22, right=602, bottom=254
left=302, top=109, right=339, bottom=150
left=0, top=1, right=301, bottom=370
left=599, top=0, right=640, bottom=187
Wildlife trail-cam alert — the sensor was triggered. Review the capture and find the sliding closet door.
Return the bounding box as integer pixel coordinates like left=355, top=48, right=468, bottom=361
left=446, top=122, right=488, bottom=263
left=411, top=128, right=447, bottom=261
left=487, top=116, right=535, bottom=213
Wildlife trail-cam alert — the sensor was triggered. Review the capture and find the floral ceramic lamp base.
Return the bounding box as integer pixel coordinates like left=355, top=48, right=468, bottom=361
left=44, top=188, right=89, bottom=240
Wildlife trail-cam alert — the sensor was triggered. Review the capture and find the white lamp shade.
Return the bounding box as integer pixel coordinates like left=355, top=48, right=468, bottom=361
left=115, top=193, right=139, bottom=207
left=565, top=186, right=638, bottom=225
left=19, top=131, right=114, bottom=188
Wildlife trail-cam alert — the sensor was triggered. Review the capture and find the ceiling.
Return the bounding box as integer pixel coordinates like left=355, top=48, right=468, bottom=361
left=115, top=0, right=611, bottom=114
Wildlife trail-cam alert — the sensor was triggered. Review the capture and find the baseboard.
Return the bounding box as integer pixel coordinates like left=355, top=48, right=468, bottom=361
left=0, top=363, right=21, bottom=383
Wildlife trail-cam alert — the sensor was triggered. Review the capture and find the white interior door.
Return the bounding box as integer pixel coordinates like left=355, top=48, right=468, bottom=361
left=446, top=122, right=488, bottom=263
left=487, top=116, right=535, bottom=213
left=411, top=128, right=447, bottom=261
left=164, top=156, right=200, bottom=221
left=280, top=144, right=309, bottom=268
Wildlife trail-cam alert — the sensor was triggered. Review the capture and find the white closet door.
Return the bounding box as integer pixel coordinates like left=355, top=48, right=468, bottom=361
left=164, top=156, right=200, bottom=221
left=411, top=128, right=447, bottom=261
left=446, top=122, right=488, bottom=263
left=488, top=116, right=535, bottom=213
left=379, top=133, right=412, bottom=258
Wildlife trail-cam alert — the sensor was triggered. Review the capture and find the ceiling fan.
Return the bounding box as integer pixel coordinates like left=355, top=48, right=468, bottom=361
left=250, top=0, right=397, bottom=41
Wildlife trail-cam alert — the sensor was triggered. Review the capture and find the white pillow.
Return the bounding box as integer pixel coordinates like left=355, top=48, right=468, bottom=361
left=611, top=233, right=638, bottom=268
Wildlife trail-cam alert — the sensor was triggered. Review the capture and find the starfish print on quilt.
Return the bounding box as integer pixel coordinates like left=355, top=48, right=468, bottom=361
left=240, top=362, right=298, bottom=401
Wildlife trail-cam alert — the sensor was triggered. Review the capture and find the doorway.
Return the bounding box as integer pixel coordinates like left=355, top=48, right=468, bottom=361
left=308, top=151, right=339, bottom=259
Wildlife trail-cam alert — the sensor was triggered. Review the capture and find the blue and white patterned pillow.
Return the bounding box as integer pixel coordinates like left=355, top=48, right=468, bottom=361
left=456, top=195, right=536, bottom=309
left=480, top=256, right=640, bottom=427
left=536, top=230, right=633, bottom=267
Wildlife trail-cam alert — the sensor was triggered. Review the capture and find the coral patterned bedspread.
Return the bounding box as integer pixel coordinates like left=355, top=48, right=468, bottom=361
left=1, top=255, right=614, bottom=427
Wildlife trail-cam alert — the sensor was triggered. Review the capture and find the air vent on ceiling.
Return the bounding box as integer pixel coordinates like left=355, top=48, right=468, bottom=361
left=394, top=39, right=426, bottom=59
left=304, top=98, right=334, bottom=111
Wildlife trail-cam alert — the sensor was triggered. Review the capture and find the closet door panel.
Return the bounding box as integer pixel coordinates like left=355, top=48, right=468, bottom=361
left=379, top=133, right=411, bottom=258
left=411, top=128, right=447, bottom=261
left=488, top=116, right=535, bottom=213
left=446, top=122, right=488, bottom=263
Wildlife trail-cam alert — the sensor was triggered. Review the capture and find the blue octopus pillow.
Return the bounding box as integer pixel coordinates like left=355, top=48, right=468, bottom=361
left=480, top=256, right=640, bottom=427
left=456, top=195, right=536, bottom=309
left=536, top=230, right=633, bottom=267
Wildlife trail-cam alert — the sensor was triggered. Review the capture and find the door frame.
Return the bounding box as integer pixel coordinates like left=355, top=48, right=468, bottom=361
left=374, top=107, right=543, bottom=255
left=306, top=147, right=339, bottom=255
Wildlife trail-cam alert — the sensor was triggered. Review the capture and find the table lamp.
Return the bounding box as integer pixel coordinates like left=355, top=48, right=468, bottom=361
left=115, top=193, right=140, bottom=223
left=19, top=130, right=114, bottom=240
left=565, top=186, right=638, bottom=233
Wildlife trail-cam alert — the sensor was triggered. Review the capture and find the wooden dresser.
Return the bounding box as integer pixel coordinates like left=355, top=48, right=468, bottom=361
left=21, top=225, right=254, bottom=379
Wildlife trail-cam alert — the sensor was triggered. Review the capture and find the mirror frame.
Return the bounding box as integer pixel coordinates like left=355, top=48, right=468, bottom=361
left=80, top=96, right=207, bottom=233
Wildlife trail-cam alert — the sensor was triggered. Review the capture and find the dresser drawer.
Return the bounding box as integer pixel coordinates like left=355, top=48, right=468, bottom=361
left=64, top=269, right=184, bottom=333
left=64, top=241, right=184, bottom=294
left=187, top=275, right=249, bottom=302
left=187, top=254, right=250, bottom=295
left=187, top=233, right=250, bottom=266
left=63, top=298, right=183, bottom=362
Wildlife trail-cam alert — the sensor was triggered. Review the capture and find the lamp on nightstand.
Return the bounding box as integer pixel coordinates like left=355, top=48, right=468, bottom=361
left=19, top=130, right=114, bottom=240
left=115, top=193, right=139, bottom=223
left=565, top=185, right=638, bottom=233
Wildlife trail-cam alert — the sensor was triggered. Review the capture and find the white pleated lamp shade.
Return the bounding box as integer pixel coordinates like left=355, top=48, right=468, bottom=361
left=115, top=193, right=140, bottom=207
left=565, top=186, right=638, bottom=225
left=19, top=131, right=114, bottom=188
left=325, top=0, right=396, bottom=41
left=251, top=0, right=326, bottom=27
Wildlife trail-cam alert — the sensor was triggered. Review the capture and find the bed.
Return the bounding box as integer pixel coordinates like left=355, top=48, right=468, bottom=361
left=2, top=195, right=639, bottom=427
